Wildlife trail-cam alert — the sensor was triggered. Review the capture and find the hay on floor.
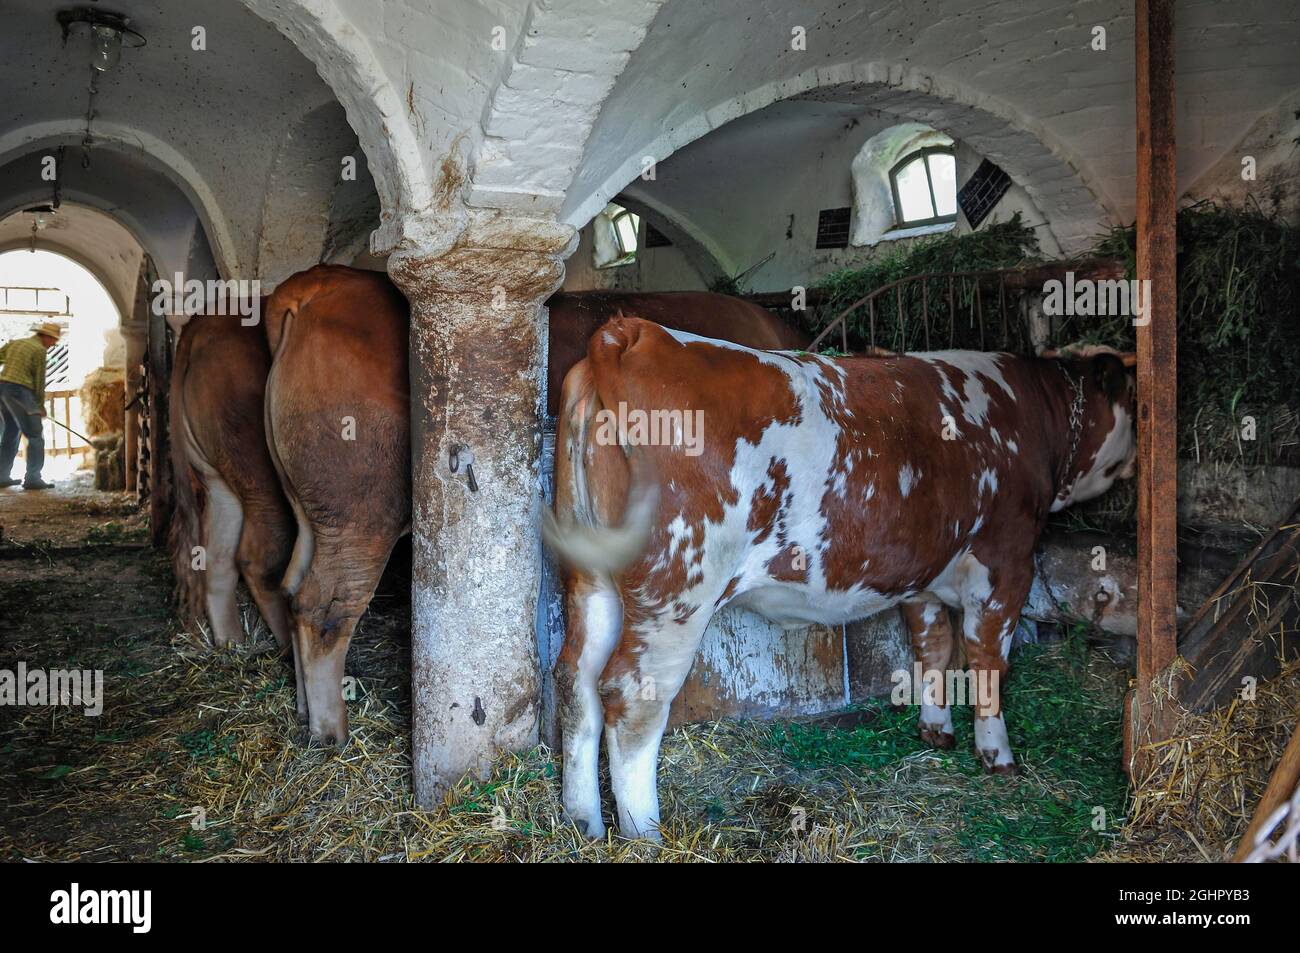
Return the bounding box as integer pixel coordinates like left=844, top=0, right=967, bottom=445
left=1, top=568, right=1133, bottom=863
left=1101, top=660, right=1300, bottom=862
left=10, top=530, right=1291, bottom=863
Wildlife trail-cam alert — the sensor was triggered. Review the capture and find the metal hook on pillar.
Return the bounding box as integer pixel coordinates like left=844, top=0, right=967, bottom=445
left=449, top=444, right=478, bottom=493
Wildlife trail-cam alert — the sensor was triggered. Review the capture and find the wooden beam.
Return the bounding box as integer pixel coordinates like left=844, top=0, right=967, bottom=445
left=1128, top=0, right=1179, bottom=774
left=1178, top=500, right=1300, bottom=711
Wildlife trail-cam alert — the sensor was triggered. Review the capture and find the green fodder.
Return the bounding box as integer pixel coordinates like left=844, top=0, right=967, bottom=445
left=767, top=631, right=1130, bottom=862
left=808, top=213, right=1043, bottom=353
left=1092, top=200, right=1300, bottom=468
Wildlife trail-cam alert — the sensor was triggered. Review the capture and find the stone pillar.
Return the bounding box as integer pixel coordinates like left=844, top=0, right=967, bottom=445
left=389, top=215, right=576, bottom=806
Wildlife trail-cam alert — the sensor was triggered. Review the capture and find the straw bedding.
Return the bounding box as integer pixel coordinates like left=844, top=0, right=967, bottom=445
left=1, top=533, right=1294, bottom=862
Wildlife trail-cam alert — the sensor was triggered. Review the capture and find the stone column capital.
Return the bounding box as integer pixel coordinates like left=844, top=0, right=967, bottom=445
left=388, top=211, right=577, bottom=306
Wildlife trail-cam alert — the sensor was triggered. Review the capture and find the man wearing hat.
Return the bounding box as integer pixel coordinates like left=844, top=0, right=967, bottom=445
left=0, top=321, right=61, bottom=490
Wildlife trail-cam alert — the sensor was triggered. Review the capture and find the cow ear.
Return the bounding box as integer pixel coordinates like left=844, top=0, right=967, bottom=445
left=1091, top=352, right=1129, bottom=403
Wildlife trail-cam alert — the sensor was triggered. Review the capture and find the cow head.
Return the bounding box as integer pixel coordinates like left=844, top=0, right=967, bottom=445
left=1051, top=348, right=1137, bottom=510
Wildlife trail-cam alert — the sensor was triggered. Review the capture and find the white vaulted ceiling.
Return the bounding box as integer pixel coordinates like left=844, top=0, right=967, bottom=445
left=0, top=0, right=1296, bottom=294
left=565, top=0, right=1300, bottom=251
left=0, top=0, right=377, bottom=282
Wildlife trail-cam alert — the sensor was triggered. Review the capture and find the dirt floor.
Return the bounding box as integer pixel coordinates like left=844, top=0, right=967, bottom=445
left=0, top=478, right=1291, bottom=862
left=0, top=470, right=143, bottom=546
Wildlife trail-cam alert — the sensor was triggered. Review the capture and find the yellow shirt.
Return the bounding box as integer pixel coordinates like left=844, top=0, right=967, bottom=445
left=0, top=335, right=48, bottom=404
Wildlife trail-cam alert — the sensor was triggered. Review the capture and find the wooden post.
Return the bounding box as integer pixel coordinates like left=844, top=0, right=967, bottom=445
left=146, top=308, right=173, bottom=549
left=1127, top=0, right=1179, bottom=776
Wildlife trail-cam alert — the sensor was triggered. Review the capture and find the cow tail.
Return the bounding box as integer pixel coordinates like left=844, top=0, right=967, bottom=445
left=541, top=318, right=658, bottom=574
left=167, top=336, right=205, bottom=624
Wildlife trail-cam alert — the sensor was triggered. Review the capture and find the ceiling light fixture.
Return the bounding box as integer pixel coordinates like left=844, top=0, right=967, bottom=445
left=57, top=7, right=146, bottom=73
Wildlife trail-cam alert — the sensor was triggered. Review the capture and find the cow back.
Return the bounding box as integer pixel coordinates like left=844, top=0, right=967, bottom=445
left=545, top=290, right=808, bottom=417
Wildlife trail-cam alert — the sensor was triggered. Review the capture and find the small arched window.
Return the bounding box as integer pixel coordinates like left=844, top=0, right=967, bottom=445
left=593, top=202, right=640, bottom=269
left=889, top=147, right=958, bottom=228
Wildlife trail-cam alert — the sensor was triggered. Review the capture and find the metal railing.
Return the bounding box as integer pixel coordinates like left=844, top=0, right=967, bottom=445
left=806, top=257, right=1125, bottom=355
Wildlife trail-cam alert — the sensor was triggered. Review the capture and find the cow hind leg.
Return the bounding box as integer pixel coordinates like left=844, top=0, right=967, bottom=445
left=291, top=534, right=394, bottom=746
left=600, top=613, right=710, bottom=841
left=900, top=600, right=956, bottom=749
left=201, top=476, right=245, bottom=648
left=235, top=503, right=294, bottom=653
left=278, top=496, right=315, bottom=722
left=556, top=573, right=622, bottom=839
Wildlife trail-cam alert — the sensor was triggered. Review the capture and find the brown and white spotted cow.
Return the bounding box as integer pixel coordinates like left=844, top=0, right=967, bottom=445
left=262, top=266, right=411, bottom=746
left=544, top=318, right=1137, bottom=839
left=170, top=311, right=295, bottom=651
left=545, top=291, right=808, bottom=416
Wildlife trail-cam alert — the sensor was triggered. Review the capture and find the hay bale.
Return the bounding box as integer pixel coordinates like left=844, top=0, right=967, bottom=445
left=91, top=432, right=125, bottom=491
left=80, top=367, right=126, bottom=436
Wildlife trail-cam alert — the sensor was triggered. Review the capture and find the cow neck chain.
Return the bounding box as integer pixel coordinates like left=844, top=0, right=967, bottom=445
left=1055, top=361, right=1086, bottom=500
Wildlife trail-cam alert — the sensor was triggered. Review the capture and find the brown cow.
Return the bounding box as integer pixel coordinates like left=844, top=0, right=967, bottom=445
left=544, top=318, right=1137, bottom=839
left=169, top=312, right=294, bottom=651
left=262, top=265, right=411, bottom=745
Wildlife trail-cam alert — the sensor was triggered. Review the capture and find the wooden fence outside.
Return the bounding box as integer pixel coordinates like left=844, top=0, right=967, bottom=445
left=43, top=389, right=90, bottom=460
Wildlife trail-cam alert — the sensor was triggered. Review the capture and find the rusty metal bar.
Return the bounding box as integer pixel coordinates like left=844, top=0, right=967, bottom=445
left=895, top=284, right=904, bottom=351
left=922, top=280, right=931, bottom=350
left=1128, top=0, right=1179, bottom=775
left=0, top=285, right=72, bottom=317
left=999, top=274, right=1007, bottom=348
left=947, top=275, right=955, bottom=347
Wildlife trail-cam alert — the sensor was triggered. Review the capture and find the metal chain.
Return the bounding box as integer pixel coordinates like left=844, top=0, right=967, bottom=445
left=1242, top=783, right=1300, bottom=863
left=1055, top=360, right=1086, bottom=498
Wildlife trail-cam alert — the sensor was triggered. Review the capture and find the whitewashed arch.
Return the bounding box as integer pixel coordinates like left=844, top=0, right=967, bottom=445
left=565, top=61, right=1113, bottom=255
left=0, top=235, right=137, bottom=327
left=0, top=124, right=241, bottom=279
left=241, top=0, right=435, bottom=251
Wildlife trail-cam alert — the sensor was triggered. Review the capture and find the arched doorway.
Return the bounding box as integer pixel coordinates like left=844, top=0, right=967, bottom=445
left=0, top=248, right=122, bottom=482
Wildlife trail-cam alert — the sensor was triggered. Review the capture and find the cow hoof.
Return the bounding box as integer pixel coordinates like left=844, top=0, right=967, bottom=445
left=571, top=817, right=605, bottom=840
left=919, top=726, right=956, bottom=750
left=562, top=807, right=605, bottom=840
left=627, top=829, right=663, bottom=846
left=978, top=751, right=1019, bottom=775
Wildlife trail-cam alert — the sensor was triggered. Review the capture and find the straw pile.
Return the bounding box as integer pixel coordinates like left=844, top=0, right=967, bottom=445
left=1101, top=659, right=1300, bottom=862
left=0, top=554, right=1135, bottom=863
